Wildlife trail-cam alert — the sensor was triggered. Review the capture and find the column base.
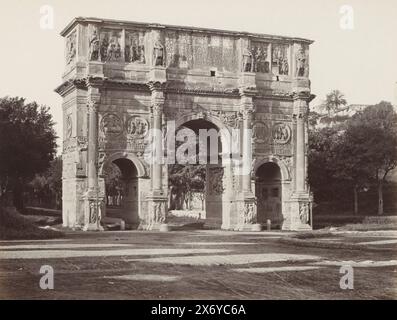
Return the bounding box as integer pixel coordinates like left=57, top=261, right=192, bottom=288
left=236, top=223, right=262, bottom=232
left=83, top=223, right=104, bottom=232
left=142, top=223, right=169, bottom=232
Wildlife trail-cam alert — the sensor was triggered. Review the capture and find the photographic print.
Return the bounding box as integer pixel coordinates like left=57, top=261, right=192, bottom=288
left=0, top=0, right=396, bottom=309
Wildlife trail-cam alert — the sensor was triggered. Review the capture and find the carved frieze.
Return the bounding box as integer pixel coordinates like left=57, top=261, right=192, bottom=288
left=299, top=202, right=310, bottom=224
left=150, top=202, right=166, bottom=224
left=252, top=121, right=270, bottom=144
left=88, top=198, right=104, bottom=224
left=164, top=31, right=178, bottom=68
left=153, top=40, right=165, bottom=67
left=63, top=136, right=87, bottom=154
left=66, top=115, right=73, bottom=138
left=272, top=123, right=291, bottom=144
left=220, top=111, right=240, bottom=129
left=100, top=30, right=122, bottom=62
left=126, top=116, right=149, bottom=138
left=125, top=31, right=146, bottom=63
left=251, top=42, right=270, bottom=73
left=88, top=26, right=100, bottom=61
left=242, top=47, right=253, bottom=72
left=66, top=31, right=76, bottom=65
left=100, top=113, right=123, bottom=137
left=127, top=138, right=147, bottom=151
left=243, top=202, right=256, bottom=224
left=295, top=44, right=309, bottom=77
left=272, top=44, right=289, bottom=75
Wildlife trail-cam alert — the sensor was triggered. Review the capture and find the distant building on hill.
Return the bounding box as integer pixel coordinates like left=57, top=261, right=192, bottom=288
left=311, top=104, right=369, bottom=129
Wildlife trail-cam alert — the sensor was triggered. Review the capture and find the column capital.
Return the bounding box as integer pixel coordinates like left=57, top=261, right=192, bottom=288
left=87, top=96, right=100, bottom=112
left=87, top=85, right=101, bottom=112
left=293, top=98, right=309, bottom=118
left=239, top=94, right=255, bottom=118
left=147, top=80, right=166, bottom=92
left=150, top=90, right=165, bottom=116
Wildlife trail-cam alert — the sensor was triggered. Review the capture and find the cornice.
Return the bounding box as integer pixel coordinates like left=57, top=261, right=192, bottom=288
left=55, top=77, right=306, bottom=101
left=60, top=17, right=314, bottom=45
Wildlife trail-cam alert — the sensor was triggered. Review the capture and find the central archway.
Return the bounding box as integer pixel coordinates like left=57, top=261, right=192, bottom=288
left=168, top=117, right=226, bottom=229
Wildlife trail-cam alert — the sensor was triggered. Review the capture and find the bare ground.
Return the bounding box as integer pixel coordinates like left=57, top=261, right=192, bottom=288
left=0, top=230, right=396, bottom=299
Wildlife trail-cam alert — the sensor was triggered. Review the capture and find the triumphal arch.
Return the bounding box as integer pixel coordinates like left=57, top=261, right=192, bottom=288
left=56, top=17, right=315, bottom=232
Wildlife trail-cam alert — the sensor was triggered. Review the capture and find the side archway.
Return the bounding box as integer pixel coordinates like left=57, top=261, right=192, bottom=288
left=254, top=156, right=291, bottom=228
left=99, top=152, right=147, bottom=178
left=253, top=156, right=291, bottom=182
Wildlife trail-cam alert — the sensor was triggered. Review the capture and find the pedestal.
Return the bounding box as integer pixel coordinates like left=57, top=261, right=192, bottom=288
left=149, top=66, right=167, bottom=83
left=83, top=190, right=104, bottom=231
left=235, top=192, right=261, bottom=231
left=143, top=192, right=169, bottom=231
left=284, top=193, right=312, bottom=231
left=238, top=72, right=256, bottom=89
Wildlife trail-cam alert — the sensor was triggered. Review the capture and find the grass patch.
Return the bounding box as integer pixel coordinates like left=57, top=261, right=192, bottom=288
left=0, top=206, right=64, bottom=240
left=338, top=223, right=397, bottom=231
left=292, top=231, right=333, bottom=240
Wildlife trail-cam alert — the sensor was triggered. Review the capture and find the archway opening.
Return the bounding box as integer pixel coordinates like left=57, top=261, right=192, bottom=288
left=255, top=162, right=283, bottom=227
left=168, top=118, right=224, bottom=229
left=104, top=158, right=139, bottom=229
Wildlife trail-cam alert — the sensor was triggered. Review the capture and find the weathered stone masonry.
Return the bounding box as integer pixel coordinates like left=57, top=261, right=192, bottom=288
left=56, top=17, right=315, bottom=231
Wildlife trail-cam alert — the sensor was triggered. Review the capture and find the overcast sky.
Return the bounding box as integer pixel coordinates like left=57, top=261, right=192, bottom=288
left=0, top=0, right=396, bottom=150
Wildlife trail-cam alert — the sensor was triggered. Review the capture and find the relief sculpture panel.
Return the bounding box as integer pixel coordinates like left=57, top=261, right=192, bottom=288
left=272, top=122, right=292, bottom=156
left=100, top=30, right=123, bottom=62
left=272, top=44, right=289, bottom=75
left=251, top=42, right=270, bottom=73
left=125, top=31, right=146, bottom=63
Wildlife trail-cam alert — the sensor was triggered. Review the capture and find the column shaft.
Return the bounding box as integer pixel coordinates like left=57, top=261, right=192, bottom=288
left=295, top=114, right=306, bottom=192
left=152, top=108, right=163, bottom=192
left=242, top=113, right=252, bottom=193
left=87, top=101, right=98, bottom=191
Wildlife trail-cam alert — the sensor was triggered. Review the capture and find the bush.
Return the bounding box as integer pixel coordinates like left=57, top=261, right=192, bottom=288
left=0, top=206, right=64, bottom=240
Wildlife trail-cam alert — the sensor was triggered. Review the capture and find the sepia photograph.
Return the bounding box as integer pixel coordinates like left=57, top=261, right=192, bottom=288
left=0, top=0, right=396, bottom=309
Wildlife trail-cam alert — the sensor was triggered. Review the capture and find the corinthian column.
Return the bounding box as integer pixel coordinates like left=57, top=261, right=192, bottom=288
left=241, top=103, right=254, bottom=194
left=151, top=92, right=164, bottom=193
left=293, top=98, right=308, bottom=193
left=87, top=98, right=99, bottom=192
left=237, top=94, right=261, bottom=232
left=83, top=87, right=103, bottom=231
left=288, top=94, right=312, bottom=231
left=143, top=86, right=168, bottom=232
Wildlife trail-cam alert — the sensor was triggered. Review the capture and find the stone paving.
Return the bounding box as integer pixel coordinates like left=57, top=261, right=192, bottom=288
left=0, top=230, right=396, bottom=299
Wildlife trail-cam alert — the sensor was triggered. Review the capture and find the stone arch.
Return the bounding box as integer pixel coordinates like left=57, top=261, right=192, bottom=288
left=172, top=112, right=233, bottom=229
left=99, top=151, right=147, bottom=178
left=253, top=156, right=291, bottom=182
left=174, top=112, right=233, bottom=157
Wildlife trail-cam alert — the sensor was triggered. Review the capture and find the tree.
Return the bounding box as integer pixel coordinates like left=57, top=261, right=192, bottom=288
left=345, top=102, right=397, bottom=215
left=168, top=164, right=206, bottom=210
left=320, top=90, right=348, bottom=116
left=308, top=110, right=321, bottom=129
left=308, top=127, right=342, bottom=202
left=0, top=97, right=57, bottom=209
left=27, top=156, right=62, bottom=209
left=330, top=133, right=372, bottom=215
